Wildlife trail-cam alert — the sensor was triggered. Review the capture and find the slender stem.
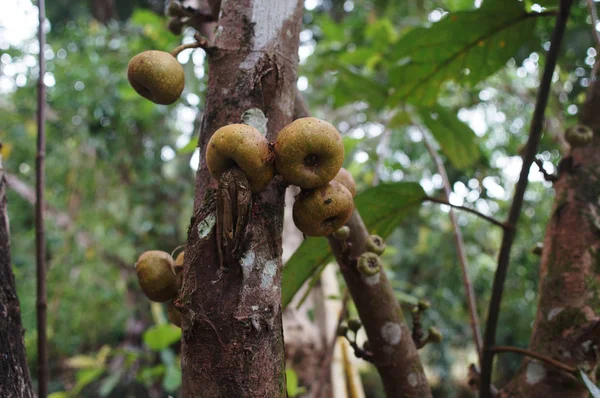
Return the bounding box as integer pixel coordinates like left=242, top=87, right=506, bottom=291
left=36, top=0, right=48, bottom=396
left=170, top=33, right=212, bottom=57
left=479, top=1, right=573, bottom=396
left=422, top=133, right=483, bottom=364
left=533, top=157, right=558, bottom=182
left=488, top=346, right=576, bottom=374
left=423, top=196, right=507, bottom=229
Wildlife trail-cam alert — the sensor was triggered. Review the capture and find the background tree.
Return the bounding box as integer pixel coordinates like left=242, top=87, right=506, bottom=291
left=0, top=153, right=34, bottom=398
left=1, top=0, right=600, bottom=396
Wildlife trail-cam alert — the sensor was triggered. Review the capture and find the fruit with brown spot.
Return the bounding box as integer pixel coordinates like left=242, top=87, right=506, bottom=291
left=293, top=181, right=354, bottom=237
left=275, top=117, right=344, bottom=189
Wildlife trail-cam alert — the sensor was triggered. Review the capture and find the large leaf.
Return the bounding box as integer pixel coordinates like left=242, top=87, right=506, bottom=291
left=387, top=1, right=543, bottom=106
left=419, top=104, right=480, bottom=169
left=353, top=182, right=426, bottom=237
left=282, top=238, right=332, bottom=309
left=333, top=65, right=389, bottom=109
left=142, top=324, right=181, bottom=351
left=282, top=183, right=425, bottom=309
left=444, top=0, right=475, bottom=11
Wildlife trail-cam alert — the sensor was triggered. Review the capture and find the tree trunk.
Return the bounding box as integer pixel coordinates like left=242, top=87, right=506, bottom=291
left=501, top=82, right=600, bottom=396
left=0, top=158, right=35, bottom=398
left=180, top=1, right=303, bottom=396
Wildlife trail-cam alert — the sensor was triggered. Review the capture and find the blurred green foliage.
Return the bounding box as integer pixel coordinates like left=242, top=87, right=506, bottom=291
left=1, top=0, right=597, bottom=396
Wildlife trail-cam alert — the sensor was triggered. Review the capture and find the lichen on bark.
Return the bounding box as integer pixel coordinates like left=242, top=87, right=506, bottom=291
left=180, top=1, right=304, bottom=396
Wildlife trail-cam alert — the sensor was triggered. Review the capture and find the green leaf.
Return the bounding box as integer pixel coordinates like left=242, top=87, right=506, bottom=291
left=282, top=238, right=332, bottom=309
left=163, top=365, right=182, bottom=392
left=177, top=139, right=198, bottom=154
left=333, top=65, right=388, bottom=109
left=142, top=324, right=182, bottom=351
left=388, top=2, right=543, bottom=106
left=527, top=0, right=559, bottom=8
left=282, top=182, right=425, bottom=309
left=73, top=368, right=105, bottom=395
left=418, top=104, right=480, bottom=169
left=444, top=0, right=475, bottom=11
left=48, top=393, right=69, bottom=398
left=286, top=368, right=300, bottom=397
left=388, top=109, right=411, bottom=128
left=580, top=370, right=600, bottom=398
left=99, top=371, right=123, bottom=397
left=354, top=182, right=425, bottom=237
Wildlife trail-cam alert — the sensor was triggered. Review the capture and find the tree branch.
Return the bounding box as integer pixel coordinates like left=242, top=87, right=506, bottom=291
left=36, top=0, right=49, bottom=394
left=488, top=346, right=576, bottom=374
left=479, top=1, right=573, bottom=395
left=422, top=133, right=483, bottom=363
left=423, top=196, right=507, bottom=229
left=294, top=95, right=431, bottom=396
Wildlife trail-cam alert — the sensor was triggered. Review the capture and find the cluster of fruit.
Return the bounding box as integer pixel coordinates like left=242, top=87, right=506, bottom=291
left=127, top=48, right=355, bottom=236
left=206, top=117, right=356, bottom=237
left=135, top=250, right=185, bottom=327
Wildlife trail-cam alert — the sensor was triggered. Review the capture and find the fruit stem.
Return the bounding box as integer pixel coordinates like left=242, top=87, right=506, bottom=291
left=170, top=33, right=211, bottom=57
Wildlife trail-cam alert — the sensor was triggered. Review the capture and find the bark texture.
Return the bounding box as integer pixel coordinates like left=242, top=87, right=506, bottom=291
left=502, top=82, right=600, bottom=397
left=180, top=1, right=303, bottom=396
left=0, top=161, right=35, bottom=398
left=328, top=211, right=432, bottom=397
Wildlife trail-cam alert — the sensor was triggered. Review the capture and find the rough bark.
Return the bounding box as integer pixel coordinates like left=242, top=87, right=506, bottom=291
left=501, top=82, right=600, bottom=397
left=327, top=211, right=432, bottom=397
left=0, top=159, right=35, bottom=398
left=180, top=1, right=303, bottom=397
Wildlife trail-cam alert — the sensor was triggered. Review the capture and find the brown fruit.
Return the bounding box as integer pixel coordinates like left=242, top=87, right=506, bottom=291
left=334, top=168, right=356, bottom=197
left=135, top=250, right=177, bottom=302
left=292, top=181, right=354, bottom=237
left=127, top=50, right=184, bottom=105
left=206, top=124, right=275, bottom=193
left=168, top=301, right=182, bottom=328
left=275, top=117, right=344, bottom=189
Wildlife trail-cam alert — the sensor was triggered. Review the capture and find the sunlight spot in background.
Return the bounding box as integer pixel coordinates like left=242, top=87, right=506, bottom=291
left=297, top=76, right=308, bottom=91
left=304, top=0, right=321, bottom=11
left=190, top=148, right=200, bottom=170
left=161, top=146, right=176, bottom=162
left=0, top=0, right=37, bottom=49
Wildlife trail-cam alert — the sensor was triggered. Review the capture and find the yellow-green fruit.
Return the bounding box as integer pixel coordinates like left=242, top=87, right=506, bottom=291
left=127, top=50, right=184, bottom=105
left=168, top=301, right=182, bottom=328
left=332, top=226, right=350, bottom=241
left=357, top=252, right=381, bottom=276
left=334, top=168, right=356, bottom=197
left=275, top=117, right=344, bottom=189
left=365, top=235, right=385, bottom=255
left=565, top=124, right=594, bottom=148
left=206, top=124, right=275, bottom=193
left=135, top=250, right=177, bottom=302
left=293, top=181, right=354, bottom=237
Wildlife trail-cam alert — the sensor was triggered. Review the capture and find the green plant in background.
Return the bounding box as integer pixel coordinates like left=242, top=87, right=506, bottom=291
left=2, top=0, right=600, bottom=395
